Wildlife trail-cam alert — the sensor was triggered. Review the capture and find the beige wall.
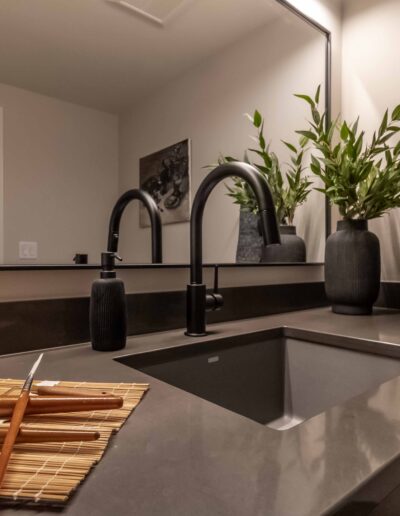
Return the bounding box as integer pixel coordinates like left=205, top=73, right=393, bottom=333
left=0, top=108, right=4, bottom=263
left=342, top=0, right=400, bottom=280
left=0, top=82, right=119, bottom=264
left=119, top=14, right=327, bottom=264
left=287, top=0, right=342, bottom=117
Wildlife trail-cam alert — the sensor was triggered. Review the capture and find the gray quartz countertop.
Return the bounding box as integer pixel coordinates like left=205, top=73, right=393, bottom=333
left=2, top=307, right=400, bottom=515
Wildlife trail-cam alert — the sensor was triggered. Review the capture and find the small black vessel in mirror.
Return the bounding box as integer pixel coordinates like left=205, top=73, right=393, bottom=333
left=73, top=253, right=88, bottom=264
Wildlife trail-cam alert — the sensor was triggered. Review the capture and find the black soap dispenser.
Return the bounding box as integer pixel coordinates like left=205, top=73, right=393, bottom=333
left=90, top=252, right=127, bottom=351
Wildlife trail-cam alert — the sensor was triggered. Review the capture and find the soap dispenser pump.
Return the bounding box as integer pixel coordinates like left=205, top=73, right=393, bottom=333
left=90, top=252, right=127, bottom=352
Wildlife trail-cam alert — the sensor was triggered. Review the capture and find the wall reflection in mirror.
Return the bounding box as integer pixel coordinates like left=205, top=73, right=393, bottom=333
left=0, top=0, right=328, bottom=265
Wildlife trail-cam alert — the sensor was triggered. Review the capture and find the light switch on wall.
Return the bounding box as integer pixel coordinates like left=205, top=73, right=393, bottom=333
left=19, top=241, right=38, bottom=259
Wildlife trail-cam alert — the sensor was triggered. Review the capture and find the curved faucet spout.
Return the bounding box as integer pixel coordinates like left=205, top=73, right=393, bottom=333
left=186, top=162, right=280, bottom=336
left=190, top=162, right=280, bottom=285
left=107, top=189, right=162, bottom=263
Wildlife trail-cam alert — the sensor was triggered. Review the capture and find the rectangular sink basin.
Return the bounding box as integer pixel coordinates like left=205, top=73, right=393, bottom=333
left=115, top=328, right=400, bottom=431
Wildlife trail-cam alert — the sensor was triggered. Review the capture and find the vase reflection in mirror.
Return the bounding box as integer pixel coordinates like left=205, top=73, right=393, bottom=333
left=222, top=108, right=310, bottom=264
left=236, top=209, right=306, bottom=263
left=261, top=225, right=306, bottom=262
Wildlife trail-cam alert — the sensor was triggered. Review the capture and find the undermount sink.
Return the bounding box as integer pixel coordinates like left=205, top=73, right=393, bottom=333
left=115, top=328, right=400, bottom=431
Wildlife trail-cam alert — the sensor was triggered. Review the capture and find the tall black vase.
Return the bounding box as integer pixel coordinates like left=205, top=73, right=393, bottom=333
left=325, top=219, right=380, bottom=315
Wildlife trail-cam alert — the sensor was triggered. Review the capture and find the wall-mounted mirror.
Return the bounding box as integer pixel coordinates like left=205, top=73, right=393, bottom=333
left=0, top=0, right=329, bottom=265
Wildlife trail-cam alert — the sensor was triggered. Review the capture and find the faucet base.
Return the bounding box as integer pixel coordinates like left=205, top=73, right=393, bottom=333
left=184, top=331, right=208, bottom=337
left=186, top=283, right=207, bottom=336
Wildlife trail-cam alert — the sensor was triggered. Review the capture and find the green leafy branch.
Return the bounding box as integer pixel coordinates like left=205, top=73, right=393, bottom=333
left=214, top=110, right=312, bottom=225
left=296, top=86, right=400, bottom=220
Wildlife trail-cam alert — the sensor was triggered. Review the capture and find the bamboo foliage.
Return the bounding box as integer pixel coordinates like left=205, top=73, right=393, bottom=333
left=296, top=87, right=400, bottom=220
left=210, top=111, right=312, bottom=225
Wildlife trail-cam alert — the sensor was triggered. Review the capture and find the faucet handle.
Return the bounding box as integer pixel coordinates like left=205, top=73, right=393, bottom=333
left=114, top=254, right=122, bottom=262
left=206, top=265, right=223, bottom=312
left=213, top=264, right=219, bottom=294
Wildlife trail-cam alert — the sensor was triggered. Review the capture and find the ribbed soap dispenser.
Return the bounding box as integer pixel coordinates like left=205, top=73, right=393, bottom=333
left=90, top=252, right=127, bottom=351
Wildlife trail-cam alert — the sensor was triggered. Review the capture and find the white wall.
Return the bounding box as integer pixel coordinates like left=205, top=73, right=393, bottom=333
left=119, top=14, right=327, bottom=264
left=0, top=108, right=4, bottom=263
left=286, top=0, right=342, bottom=118
left=0, top=82, right=119, bottom=264
left=342, top=0, right=400, bottom=280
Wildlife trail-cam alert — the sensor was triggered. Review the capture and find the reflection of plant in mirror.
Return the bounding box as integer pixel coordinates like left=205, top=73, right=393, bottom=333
left=296, top=87, right=400, bottom=220
left=216, top=110, right=312, bottom=225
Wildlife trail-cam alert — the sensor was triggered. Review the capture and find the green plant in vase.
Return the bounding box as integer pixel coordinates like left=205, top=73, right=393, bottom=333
left=223, top=110, right=312, bottom=225
left=296, top=87, right=400, bottom=314
left=215, top=110, right=312, bottom=263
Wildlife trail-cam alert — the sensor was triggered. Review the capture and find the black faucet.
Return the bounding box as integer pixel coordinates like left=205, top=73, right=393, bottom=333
left=107, top=189, right=162, bottom=263
left=186, top=162, right=281, bottom=336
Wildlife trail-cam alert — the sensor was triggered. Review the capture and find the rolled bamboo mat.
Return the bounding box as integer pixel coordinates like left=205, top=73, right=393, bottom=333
left=0, top=378, right=149, bottom=505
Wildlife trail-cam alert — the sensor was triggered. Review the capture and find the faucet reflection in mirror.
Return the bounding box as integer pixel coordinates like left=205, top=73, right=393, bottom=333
left=186, top=162, right=281, bottom=337
left=107, top=189, right=162, bottom=263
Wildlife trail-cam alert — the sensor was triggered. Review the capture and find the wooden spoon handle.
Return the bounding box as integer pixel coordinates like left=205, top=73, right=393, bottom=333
left=0, top=427, right=100, bottom=443
left=0, top=391, right=30, bottom=487
left=0, top=400, right=123, bottom=417
left=36, top=386, right=115, bottom=397
left=0, top=396, right=123, bottom=409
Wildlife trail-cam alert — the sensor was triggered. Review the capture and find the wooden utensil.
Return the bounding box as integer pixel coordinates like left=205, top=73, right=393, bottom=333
left=36, top=386, right=115, bottom=397
left=0, top=427, right=100, bottom=443
left=0, top=353, right=43, bottom=488
left=0, top=395, right=123, bottom=409
left=0, top=395, right=123, bottom=417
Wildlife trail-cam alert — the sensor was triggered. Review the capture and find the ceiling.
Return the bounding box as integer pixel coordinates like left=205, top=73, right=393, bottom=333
left=0, top=0, right=284, bottom=113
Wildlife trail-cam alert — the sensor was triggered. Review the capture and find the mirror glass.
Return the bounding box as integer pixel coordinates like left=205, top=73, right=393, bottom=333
left=0, top=0, right=327, bottom=265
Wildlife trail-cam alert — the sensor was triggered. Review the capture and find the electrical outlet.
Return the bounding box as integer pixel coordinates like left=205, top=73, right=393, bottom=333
left=19, top=241, right=38, bottom=260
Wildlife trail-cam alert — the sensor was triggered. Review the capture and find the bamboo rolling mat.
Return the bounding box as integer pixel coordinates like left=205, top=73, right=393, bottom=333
left=0, top=378, right=149, bottom=505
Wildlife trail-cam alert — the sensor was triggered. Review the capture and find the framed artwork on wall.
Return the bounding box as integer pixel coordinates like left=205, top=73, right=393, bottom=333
left=139, top=139, right=191, bottom=227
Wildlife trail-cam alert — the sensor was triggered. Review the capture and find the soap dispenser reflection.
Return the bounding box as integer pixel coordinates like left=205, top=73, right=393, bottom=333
left=90, top=252, right=127, bottom=352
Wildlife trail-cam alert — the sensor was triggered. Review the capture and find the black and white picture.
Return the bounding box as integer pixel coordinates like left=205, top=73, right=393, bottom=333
left=139, top=139, right=191, bottom=227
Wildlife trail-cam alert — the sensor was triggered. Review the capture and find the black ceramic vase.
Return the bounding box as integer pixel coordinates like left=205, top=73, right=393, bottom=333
left=261, top=225, right=306, bottom=263
left=325, top=219, right=380, bottom=315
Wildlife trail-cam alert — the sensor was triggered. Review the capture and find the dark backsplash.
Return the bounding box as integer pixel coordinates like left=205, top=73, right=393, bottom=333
left=0, top=282, right=327, bottom=355
left=376, top=282, right=400, bottom=309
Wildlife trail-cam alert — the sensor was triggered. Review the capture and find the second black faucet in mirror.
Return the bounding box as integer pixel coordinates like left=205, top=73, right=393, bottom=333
left=107, top=189, right=162, bottom=263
